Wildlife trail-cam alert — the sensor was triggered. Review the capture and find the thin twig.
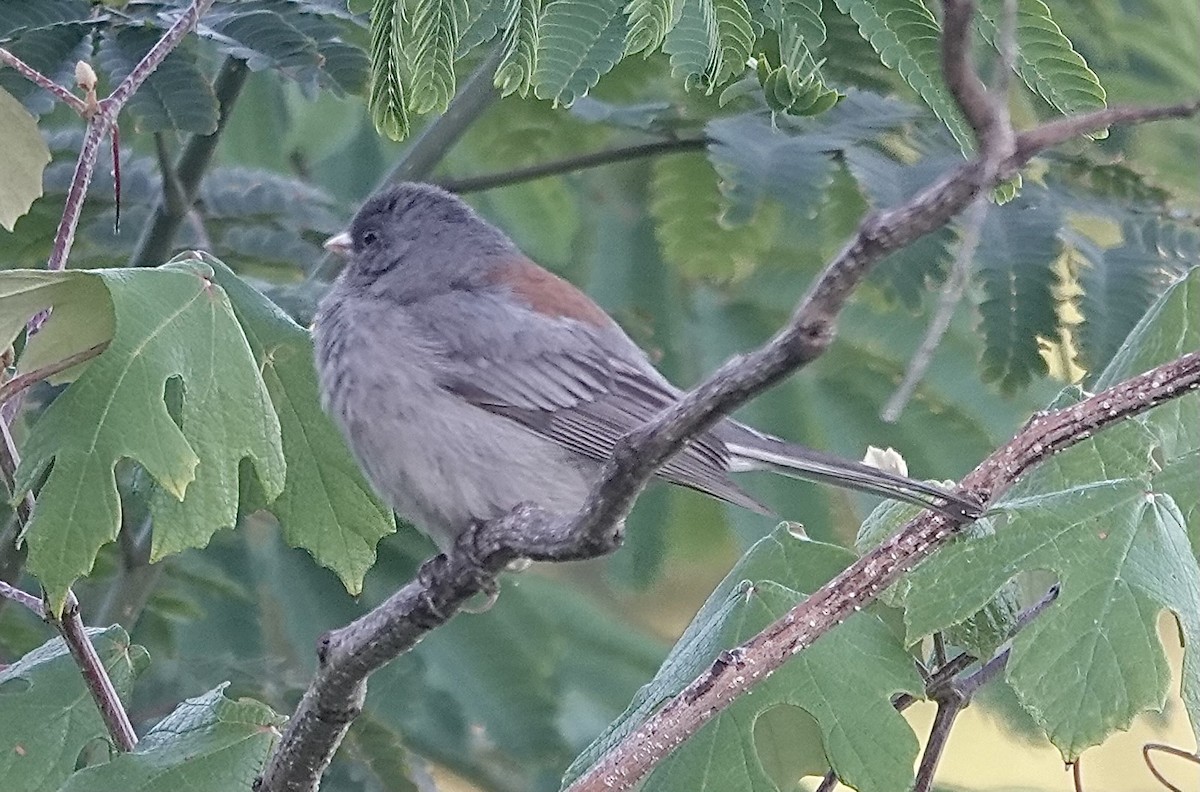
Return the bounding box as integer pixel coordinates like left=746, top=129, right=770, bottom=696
left=0, top=342, right=109, bottom=407
left=1072, top=757, right=1084, bottom=792
left=1142, top=743, right=1199, bottom=792
left=913, top=693, right=966, bottom=792
left=882, top=197, right=988, bottom=422
left=0, top=579, right=45, bottom=618
left=258, top=113, right=1200, bottom=792
left=51, top=591, right=138, bottom=751
left=45, top=0, right=217, bottom=275
left=127, top=56, right=249, bottom=269
left=437, top=137, right=709, bottom=194
left=0, top=48, right=88, bottom=115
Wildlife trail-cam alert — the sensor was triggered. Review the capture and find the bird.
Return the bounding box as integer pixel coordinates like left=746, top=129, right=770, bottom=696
left=312, top=183, right=977, bottom=552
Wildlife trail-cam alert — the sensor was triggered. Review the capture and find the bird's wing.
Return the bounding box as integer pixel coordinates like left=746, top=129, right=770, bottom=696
left=414, top=292, right=770, bottom=513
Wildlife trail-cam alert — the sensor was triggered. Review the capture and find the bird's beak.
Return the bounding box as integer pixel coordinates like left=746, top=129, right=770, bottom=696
left=323, top=232, right=353, bottom=258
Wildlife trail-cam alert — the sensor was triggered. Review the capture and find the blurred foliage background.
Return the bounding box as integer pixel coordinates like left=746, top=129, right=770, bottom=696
left=0, top=0, right=1197, bottom=790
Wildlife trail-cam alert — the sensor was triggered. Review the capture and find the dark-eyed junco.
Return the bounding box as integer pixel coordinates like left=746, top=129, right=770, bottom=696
left=313, top=183, right=977, bottom=551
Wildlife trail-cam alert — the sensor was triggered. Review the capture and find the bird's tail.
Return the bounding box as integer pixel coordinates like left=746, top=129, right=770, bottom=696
left=725, top=431, right=980, bottom=520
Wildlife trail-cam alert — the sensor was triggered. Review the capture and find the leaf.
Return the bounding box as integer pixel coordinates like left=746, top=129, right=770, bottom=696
left=978, top=0, right=1106, bottom=123
left=901, top=268, right=1200, bottom=759
left=95, top=28, right=219, bottom=135
left=534, top=0, right=627, bottom=106
left=494, top=0, right=541, bottom=97
left=367, top=0, right=411, bottom=139
left=7, top=264, right=285, bottom=613
left=973, top=185, right=1064, bottom=392
left=624, top=0, right=683, bottom=55
left=566, top=528, right=924, bottom=792
left=832, top=0, right=974, bottom=153
left=202, top=256, right=395, bottom=596
left=0, top=87, right=50, bottom=231
left=408, top=0, right=469, bottom=113
left=59, top=685, right=284, bottom=792
left=650, top=153, right=774, bottom=281
left=663, top=0, right=755, bottom=92
left=0, top=627, right=146, bottom=792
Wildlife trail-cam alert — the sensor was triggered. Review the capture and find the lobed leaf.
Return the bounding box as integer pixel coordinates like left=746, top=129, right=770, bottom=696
left=0, top=87, right=50, bottom=231
left=8, top=264, right=285, bottom=613
left=0, top=627, right=147, bottom=792
left=902, top=268, right=1200, bottom=758
left=202, top=256, right=395, bottom=596
left=60, top=685, right=284, bottom=792
left=567, top=529, right=924, bottom=792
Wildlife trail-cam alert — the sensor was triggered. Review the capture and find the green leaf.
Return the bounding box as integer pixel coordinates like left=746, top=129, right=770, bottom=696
left=408, top=0, right=469, bottom=114
left=0, top=626, right=147, bottom=792
left=624, top=0, right=683, bottom=55
left=0, top=22, right=92, bottom=116
left=650, top=153, right=774, bottom=281
left=96, top=28, right=219, bottom=135
left=978, top=0, right=1106, bottom=124
left=567, top=528, right=924, bottom=792
left=832, top=0, right=974, bottom=153
left=663, top=0, right=755, bottom=92
left=534, top=0, right=627, bottom=105
left=494, top=0, right=541, bottom=96
left=0, top=87, right=50, bottom=231
left=901, top=268, right=1200, bottom=759
left=60, top=685, right=284, bottom=792
left=367, top=0, right=411, bottom=139
left=973, top=186, right=1064, bottom=392
left=201, top=256, right=395, bottom=596
left=7, top=265, right=285, bottom=613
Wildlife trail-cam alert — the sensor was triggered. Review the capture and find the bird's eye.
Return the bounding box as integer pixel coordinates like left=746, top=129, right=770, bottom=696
left=361, top=230, right=379, bottom=247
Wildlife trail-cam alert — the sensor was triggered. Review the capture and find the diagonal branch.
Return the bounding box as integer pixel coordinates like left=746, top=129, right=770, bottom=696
left=258, top=85, right=1200, bottom=792
left=45, top=0, right=217, bottom=275
left=0, top=48, right=88, bottom=115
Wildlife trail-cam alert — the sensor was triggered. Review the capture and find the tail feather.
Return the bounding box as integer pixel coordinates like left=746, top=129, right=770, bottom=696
left=725, top=434, right=979, bottom=519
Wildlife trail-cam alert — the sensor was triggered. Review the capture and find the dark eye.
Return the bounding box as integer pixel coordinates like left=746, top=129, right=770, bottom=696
left=361, top=230, right=379, bottom=247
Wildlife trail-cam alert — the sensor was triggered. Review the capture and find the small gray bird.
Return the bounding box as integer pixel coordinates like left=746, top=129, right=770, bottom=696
left=314, top=183, right=976, bottom=551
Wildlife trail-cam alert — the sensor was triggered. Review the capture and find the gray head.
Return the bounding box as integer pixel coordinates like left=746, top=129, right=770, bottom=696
left=325, top=183, right=517, bottom=303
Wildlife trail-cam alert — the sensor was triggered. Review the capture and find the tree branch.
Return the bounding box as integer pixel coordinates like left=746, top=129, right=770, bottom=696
left=436, top=136, right=709, bottom=194
left=0, top=342, right=108, bottom=408
left=51, top=590, right=138, bottom=752
left=43, top=0, right=216, bottom=275
left=0, top=579, right=45, bottom=618
left=0, top=48, right=88, bottom=115
left=127, top=56, right=249, bottom=269
left=258, top=94, right=1200, bottom=792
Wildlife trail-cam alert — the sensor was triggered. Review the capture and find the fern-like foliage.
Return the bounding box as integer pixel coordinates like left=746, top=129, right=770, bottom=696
left=496, top=0, right=541, bottom=96
left=625, top=0, right=684, bottom=55
left=831, top=0, right=974, bottom=152
left=534, top=0, right=627, bottom=105
left=367, top=0, right=410, bottom=140
left=409, top=0, right=470, bottom=114
left=650, top=154, right=775, bottom=281
left=664, top=0, right=755, bottom=92
left=977, top=0, right=1106, bottom=121
left=974, top=187, right=1064, bottom=392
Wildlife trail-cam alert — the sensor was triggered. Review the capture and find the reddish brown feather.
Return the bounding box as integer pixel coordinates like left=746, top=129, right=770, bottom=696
left=491, top=257, right=611, bottom=327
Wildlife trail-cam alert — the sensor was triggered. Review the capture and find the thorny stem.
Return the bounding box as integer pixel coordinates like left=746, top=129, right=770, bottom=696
left=0, top=48, right=88, bottom=115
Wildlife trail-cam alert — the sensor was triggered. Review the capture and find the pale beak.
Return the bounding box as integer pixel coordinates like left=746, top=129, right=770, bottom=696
left=323, top=232, right=353, bottom=257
